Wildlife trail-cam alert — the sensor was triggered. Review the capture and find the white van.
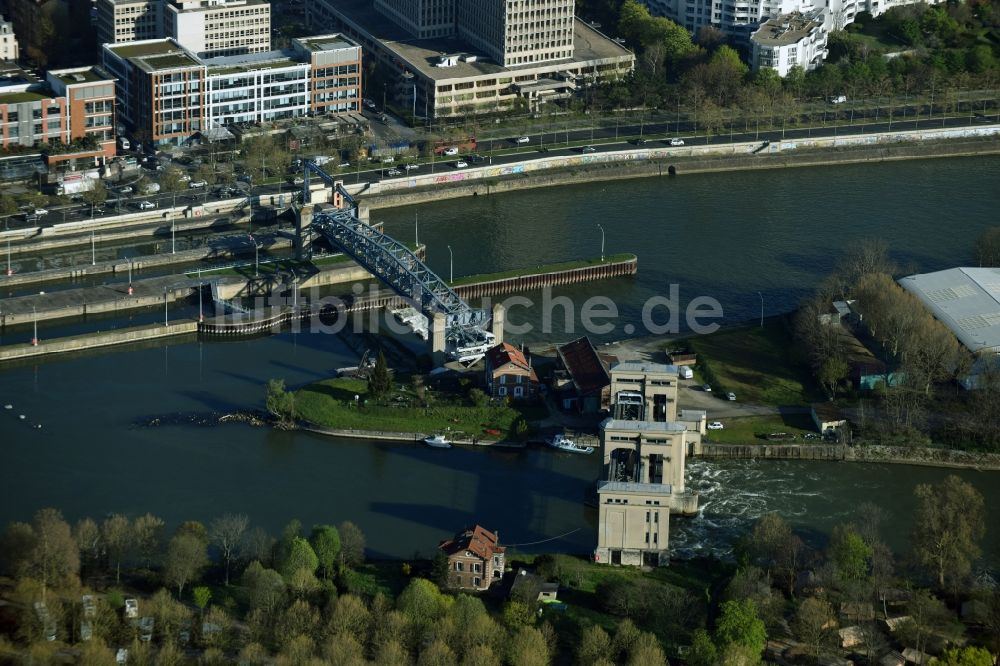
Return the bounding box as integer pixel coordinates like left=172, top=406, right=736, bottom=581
left=679, top=366, right=693, bottom=380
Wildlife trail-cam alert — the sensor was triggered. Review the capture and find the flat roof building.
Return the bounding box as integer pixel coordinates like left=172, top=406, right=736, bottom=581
left=306, top=0, right=632, bottom=118
left=96, top=0, right=163, bottom=46
left=751, top=11, right=829, bottom=77
left=898, top=267, right=1000, bottom=355
left=1, top=14, right=19, bottom=62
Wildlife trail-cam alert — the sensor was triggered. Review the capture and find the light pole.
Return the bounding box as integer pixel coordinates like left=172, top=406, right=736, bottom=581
left=597, top=223, right=605, bottom=262
left=250, top=234, right=260, bottom=277
left=164, top=287, right=169, bottom=327
left=127, top=258, right=133, bottom=295
left=5, top=239, right=11, bottom=276
left=91, top=230, right=96, bottom=266
left=447, top=245, right=453, bottom=283
left=414, top=212, right=419, bottom=246
left=171, top=220, right=176, bottom=254
left=31, top=306, right=38, bottom=346
left=757, top=291, right=764, bottom=328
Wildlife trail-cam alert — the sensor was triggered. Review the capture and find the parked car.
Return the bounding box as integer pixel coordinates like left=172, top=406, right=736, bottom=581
left=515, top=136, right=530, bottom=143
left=386, top=168, right=402, bottom=176
left=726, top=392, right=736, bottom=401
left=291, top=177, right=304, bottom=185
left=702, top=384, right=712, bottom=392
left=33, top=208, right=49, bottom=216
left=189, top=180, right=207, bottom=188
left=468, top=153, right=485, bottom=163
left=119, top=186, right=133, bottom=194
left=138, top=201, right=156, bottom=210
left=707, top=421, right=724, bottom=430
left=455, top=160, right=469, bottom=168
left=582, top=145, right=597, bottom=153
left=403, top=164, right=419, bottom=171
left=443, top=147, right=459, bottom=156
left=668, top=138, right=685, bottom=146
left=829, top=95, right=847, bottom=104
left=632, top=138, right=647, bottom=145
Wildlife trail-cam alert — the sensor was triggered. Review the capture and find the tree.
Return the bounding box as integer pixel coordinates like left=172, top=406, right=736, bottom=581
left=829, top=524, right=872, bottom=582
left=193, top=586, right=212, bottom=613
left=687, top=628, right=718, bottom=666
left=101, top=514, right=131, bottom=583
left=279, top=536, right=318, bottom=581
left=974, top=228, right=1000, bottom=267
left=626, top=632, right=669, bottom=666
left=243, top=561, right=287, bottom=614
left=265, top=379, right=297, bottom=427
left=912, top=475, right=985, bottom=590
left=132, top=513, right=164, bottom=569
left=897, top=590, right=958, bottom=655
left=715, top=599, right=766, bottom=664
left=73, top=517, right=102, bottom=576
left=338, top=521, right=366, bottom=568
left=793, top=598, right=836, bottom=658
left=930, top=646, right=995, bottom=666
left=159, top=168, right=187, bottom=194
left=81, top=182, right=107, bottom=209
left=328, top=594, right=370, bottom=637
left=16, top=509, right=80, bottom=600
left=367, top=351, right=393, bottom=401
left=741, top=513, right=802, bottom=595
left=210, top=513, right=249, bottom=586
left=418, top=639, right=456, bottom=666
left=503, top=600, right=536, bottom=628
left=164, top=532, right=208, bottom=598
left=577, top=625, right=613, bottom=665
left=508, top=625, right=550, bottom=666
left=309, top=524, right=341, bottom=580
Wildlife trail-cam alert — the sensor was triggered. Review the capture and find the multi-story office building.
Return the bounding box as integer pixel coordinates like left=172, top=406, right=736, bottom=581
left=374, top=0, right=456, bottom=40
left=307, top=0, right=632, bottom=118
left=1, top=14, right=18, bottom=61
left=96, top=0, right=163, bottom=46
left=164, top=0, right=271, bottom=58
left=97, top=0, right=270, bottom=58
left=750, top=11, right=828, bottom=76
left=457, top=0, right=576, bottom=67
left=594, top=362, right=700, bottom=567
left=102, top=34, right=361, bottom=145
left=0, top=63, right=117, bottom=159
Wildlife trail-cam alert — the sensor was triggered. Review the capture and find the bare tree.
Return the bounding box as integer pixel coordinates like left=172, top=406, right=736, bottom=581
left=793, top=598, right=836, bottom=659
left=338, top=521, right=366, bottom=569
left=101, top=514, right=131, bottom=584
left=210, top=514, right=249, bottom=586
left=73, top=518, right=102, bottom=576
left=164, top=533, right=208, bottom=599
left=132, top=513, right=164, bottom=569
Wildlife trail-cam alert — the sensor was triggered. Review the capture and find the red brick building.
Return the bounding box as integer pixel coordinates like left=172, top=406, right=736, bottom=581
left=485, top=342, right=538, bottom=399
left=438, top=525, right=506, bottom=591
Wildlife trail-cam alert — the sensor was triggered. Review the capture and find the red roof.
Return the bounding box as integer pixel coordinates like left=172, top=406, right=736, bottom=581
left=438, top=525, right=505, bottom=560
left=486, top=342, right=530, bottom=371
left=557, top=337, right=611, bottom=397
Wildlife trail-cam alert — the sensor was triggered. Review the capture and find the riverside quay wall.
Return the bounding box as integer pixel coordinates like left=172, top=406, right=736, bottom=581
left=358, top=125, right=1000, bottom=208
left=0, top=321, right=198, bottom=362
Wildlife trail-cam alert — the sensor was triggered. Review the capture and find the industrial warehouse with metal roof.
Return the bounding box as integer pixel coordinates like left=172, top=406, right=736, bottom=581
left=898, top=267, right=1000, bottom=355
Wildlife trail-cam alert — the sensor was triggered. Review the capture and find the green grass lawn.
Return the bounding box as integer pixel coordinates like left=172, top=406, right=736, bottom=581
left=704, top=414, right=818, bottom=444
left=295, top=376, right=543, bottom=439
left=688, top=321, right=822, bottom=406
left=450, top=253, right=636, bottom=287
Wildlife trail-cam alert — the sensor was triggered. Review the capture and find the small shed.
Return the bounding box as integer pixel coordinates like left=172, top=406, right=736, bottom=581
left=840, top=601, right=875, bottom=622
left=813, top=403, right=848, bottom=434
left=902, top=647, right=930, bottom=665
left=839, top=625, right=863, bottom=649
left=883, top=615, right=911, bottom=633
left=509, top=568, right=558, bottom=603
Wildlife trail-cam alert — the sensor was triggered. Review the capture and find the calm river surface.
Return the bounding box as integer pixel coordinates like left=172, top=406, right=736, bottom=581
left=2, top=157, right=999, bottom=563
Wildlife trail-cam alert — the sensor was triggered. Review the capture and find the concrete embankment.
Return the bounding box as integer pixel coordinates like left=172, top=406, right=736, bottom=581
left=696, top=442, right=1000, bottom=470
left=303, top=424, right=525, bottom=448
left=0, top=320, right=198, bottom=362
left=361, top=131, right=1000, bottom=210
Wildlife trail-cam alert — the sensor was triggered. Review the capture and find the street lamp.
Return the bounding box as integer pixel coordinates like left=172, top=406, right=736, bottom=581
left=164, top=287, right=169, bottom=327
left=757, top=291, right=764, bottom=328
left=5, top=239, right=11, bottom=276
left=249, top=234, right=261, bottom=277
left=127, top=258, right=133, bottom=296
left=447, top=245, right=453, bottom=283
left=91, top=230, right=96, bottom=266
left=414, top=212, right=419, bottom=246
left=597, top=223, right=605, bottom=262
left=31, top=306, right=38, bottom=346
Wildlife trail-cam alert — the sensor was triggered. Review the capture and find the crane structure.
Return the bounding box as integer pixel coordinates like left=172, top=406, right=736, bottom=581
left=300, top=161, right=493, bottom=359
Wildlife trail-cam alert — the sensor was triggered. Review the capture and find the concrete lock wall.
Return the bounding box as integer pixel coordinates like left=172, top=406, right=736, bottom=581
left=0, top=321, right=198, bottom=362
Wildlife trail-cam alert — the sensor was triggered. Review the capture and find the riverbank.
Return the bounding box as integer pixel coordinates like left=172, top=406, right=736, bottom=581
left=361, top=133, right=1000, bottom=210
left=697, top=442, right=1000, bottom=470
left=302, top=424, right=526, bottom=448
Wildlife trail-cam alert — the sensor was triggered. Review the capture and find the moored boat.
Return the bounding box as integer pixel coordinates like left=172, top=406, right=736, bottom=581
left=545, top=433, right=593, bottom=454
left=423, top=434, right=452, bottom=449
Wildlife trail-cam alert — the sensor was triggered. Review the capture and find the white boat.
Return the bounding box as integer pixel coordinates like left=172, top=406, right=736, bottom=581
left=546, top=433, right=594, bottom=454
left=423, top=434, right=452, bottom=449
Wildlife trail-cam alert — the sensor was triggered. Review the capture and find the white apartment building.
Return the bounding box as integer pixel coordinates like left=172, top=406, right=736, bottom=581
left=0, top=15, right=18, bottom=61
left=374, top=0, right=456, bottom=39
left=96, top=0, right=162, bottom=46
left=751, top=11, right=829, bottom=76
left=164, top=0, right=271, bottom=58
left=457, top=0, right=576, bottom=67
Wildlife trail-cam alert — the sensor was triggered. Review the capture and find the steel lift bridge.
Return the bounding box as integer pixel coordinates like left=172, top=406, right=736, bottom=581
left=300, top=161, right=494, bottom=361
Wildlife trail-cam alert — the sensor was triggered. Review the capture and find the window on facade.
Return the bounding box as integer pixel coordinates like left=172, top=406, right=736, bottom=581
left=474, top=577, right=481, bottom=586
left=454, top=562, right=463, bottom=572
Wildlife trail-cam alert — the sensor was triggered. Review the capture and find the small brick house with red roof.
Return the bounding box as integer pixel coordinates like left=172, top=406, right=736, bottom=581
left=485, top=342, right=539, bottom=399
left=438, top=525, right=506, bottom=591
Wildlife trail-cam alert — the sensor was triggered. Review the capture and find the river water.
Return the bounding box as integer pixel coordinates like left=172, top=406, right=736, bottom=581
left=1, top=157, right=999, bottom=563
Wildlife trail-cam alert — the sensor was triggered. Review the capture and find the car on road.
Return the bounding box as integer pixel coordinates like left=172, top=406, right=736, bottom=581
left=291, top=177, right=304, bottom=185
left=443, top=147, right=459, bottom=156
left=189, top=180, right=207, bottom=188
left=455, top=160, right=469, bottom=168
left=515, top=136, right=530, bottom=144
left=726, top=392, right=736, bottom=401
left=386, top=168, right=402, bottom=176
left=707, top=421, right=724, bottom=430
left=582, top=145, right=597, bottom=153
left=119, top=186, right=133, bottom=194
left=829, top=95, right=847, bottom=104
left=702, top=384, right=712, bottom=392
left=468, top=153, right=486, bottom=163
left=667, top=138, right=685, bottom=146
left=138, top=201, right=156, bottom=210
left=178, top=174, right=191, bottom=182
left=403, top=164, right=419, bottom=171
left=632, top=138, right=647, bottom=146
left=339, top=162, right=351, bottom=169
